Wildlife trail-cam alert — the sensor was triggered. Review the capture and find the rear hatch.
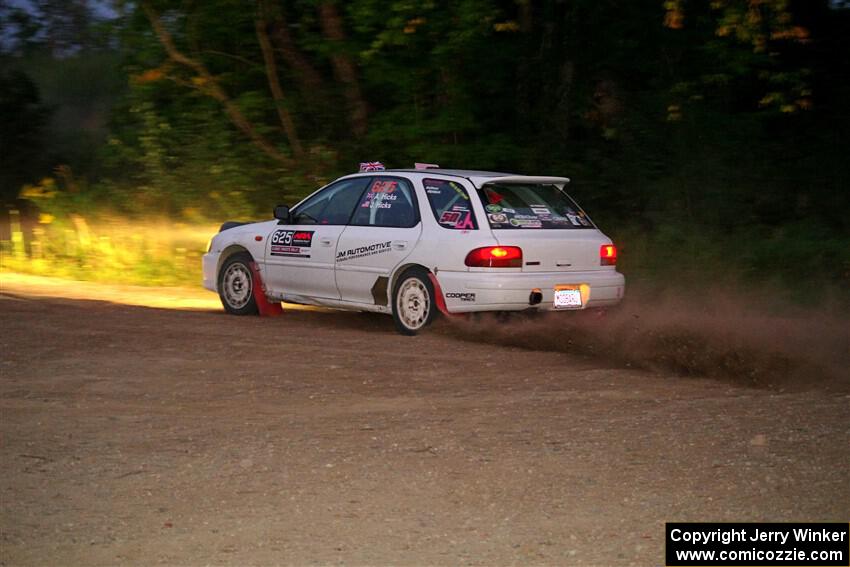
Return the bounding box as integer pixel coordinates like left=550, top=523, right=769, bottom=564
left=478, top=182, right=611, bottom=272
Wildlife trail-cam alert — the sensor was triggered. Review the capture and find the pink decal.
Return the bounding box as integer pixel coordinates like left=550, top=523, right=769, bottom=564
left=439, top=211, right=461, bottom=226
left=455, top=212, right=475, bottom=230
left=371, top=180, right=396, bottom=193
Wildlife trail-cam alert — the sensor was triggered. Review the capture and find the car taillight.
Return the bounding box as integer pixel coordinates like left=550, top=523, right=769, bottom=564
left=465, top=246, right=523, bottom=268
left=600, top=244, right=617, bottom=266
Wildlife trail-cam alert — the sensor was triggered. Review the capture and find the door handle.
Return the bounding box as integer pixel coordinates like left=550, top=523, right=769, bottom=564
left=319, top=237, right=333, bottom=247
left=392, top=240, right=408, bottom=250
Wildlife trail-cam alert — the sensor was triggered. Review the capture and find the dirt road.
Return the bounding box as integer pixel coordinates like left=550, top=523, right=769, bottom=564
left=1, top=277, right=848, bottom=565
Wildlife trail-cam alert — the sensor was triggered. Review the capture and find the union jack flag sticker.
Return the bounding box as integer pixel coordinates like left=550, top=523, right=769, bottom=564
left=359, top=161, right=386, bottom=172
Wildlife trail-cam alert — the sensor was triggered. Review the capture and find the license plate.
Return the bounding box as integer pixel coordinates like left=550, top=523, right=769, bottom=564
left=554, top=287, right=582, bottom=309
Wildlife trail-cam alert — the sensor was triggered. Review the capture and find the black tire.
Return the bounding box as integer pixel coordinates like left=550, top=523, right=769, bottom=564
left=391, top=267, right=436, bottom=335
left=217, top=251, right=259, bottom=315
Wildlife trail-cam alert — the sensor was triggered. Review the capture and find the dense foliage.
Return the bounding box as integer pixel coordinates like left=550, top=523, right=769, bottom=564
left=1, top=0, right=848, bottom=293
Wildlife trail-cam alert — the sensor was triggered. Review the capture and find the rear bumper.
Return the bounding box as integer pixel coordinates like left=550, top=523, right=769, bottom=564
left=434, top=269, right=625, bottom=313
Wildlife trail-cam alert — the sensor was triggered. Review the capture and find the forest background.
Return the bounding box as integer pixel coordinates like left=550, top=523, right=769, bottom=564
left=1, top=0, right=848, bottom=302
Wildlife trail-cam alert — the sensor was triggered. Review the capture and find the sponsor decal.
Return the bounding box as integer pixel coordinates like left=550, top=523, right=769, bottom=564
left=292, top=231, right=313, bottom=246
left=485, top=204, right=502, bottom=213
left=455, top=212, right=475, bottom=230
left=440, top=210, right=463, bottom=226
left=530, top=206, right=550, bottom=216
left=560, top=208, right=590, bottom=226
left=423, top=179, right=468, bottom=200
left=510, top=218, right=543, bottom=228
left=448, top=181, right=469, bottom=200
left=271, top=245, right=303, bottom=255
left=439, top=210, right=475, bottom=229
left=501, top=207, right=516, bottom=213
left=446, top=292, right=476, bottom=302
left=488, top=213, right=508, bottom=223
left=336, top=241, right=393, bottom=262
left=370, top=180, right=397, bottom=193
left=360, top=191, right=398, bottom=208
left=272, top=229, right=314, bottom=247
left=270, top=230, right=314, bottom=257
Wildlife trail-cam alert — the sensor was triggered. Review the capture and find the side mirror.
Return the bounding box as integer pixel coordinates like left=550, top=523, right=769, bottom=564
left=273, top=205, right=291, bottom=223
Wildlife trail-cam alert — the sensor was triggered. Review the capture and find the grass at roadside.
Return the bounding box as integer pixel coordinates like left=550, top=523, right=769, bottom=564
left=1, top=213, right=218, bottom=287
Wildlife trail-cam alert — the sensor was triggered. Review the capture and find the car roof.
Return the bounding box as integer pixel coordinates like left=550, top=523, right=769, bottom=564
left=387, top=168, right=513, bottom=177
left=359, top=169, right=571, bottom=188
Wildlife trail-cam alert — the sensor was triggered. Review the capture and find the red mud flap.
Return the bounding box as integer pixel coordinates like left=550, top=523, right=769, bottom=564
left=427, top=272, right=462, bottom=319
left=249, top=262, right=283, bottom=317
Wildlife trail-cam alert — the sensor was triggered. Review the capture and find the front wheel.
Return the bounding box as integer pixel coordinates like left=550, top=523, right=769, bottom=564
left=218, top=252, right=259, bottom=315
left=392, top=268, right=436, bottom=335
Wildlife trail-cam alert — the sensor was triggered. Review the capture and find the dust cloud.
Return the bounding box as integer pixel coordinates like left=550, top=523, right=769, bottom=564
left=444, top=288, right=850, bottom=391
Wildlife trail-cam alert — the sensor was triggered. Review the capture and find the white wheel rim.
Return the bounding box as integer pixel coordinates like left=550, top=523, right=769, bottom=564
left=397, top=278, right=430, bottom=331
left=223, top=262, right=252, bottom=309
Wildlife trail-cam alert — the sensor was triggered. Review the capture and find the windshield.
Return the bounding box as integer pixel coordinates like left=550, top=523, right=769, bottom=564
left=478, top=183, right=594, bottom=230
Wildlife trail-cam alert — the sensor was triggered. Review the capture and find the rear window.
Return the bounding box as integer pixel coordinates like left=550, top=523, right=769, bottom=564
left=422, top=178, right=478, bottom=230
left=479, top=183, right=594, bottom=229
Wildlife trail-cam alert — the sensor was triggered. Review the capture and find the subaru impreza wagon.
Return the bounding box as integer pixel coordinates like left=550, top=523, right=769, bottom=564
left=202, top=166, right=624, bottom=335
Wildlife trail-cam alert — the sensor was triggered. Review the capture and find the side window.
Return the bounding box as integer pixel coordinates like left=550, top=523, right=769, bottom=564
left=292, top=177, right=371, bottom=225
left=349, top=177, right=419, bottom=228
left=422, top=178, right=477, bottom=230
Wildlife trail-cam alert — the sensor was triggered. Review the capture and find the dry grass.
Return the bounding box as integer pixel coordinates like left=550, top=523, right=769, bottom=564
left=1, top=214, right=217, bottom=287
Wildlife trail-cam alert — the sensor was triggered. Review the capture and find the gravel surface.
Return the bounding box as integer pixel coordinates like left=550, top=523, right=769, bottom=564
left=1, top=281, right=848, bottom=566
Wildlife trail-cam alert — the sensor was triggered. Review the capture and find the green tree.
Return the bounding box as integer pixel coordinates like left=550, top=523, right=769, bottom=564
left=0, top=69, right=50, bottom=203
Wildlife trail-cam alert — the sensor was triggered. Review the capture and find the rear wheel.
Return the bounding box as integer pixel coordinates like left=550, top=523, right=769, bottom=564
left=392, top=268, right=436, bottom=335
left=218, top=252, right=258, bottom=315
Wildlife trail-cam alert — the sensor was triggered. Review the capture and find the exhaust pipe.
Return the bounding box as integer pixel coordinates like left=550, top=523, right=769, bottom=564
left=529, top=288, right=542, bottom=306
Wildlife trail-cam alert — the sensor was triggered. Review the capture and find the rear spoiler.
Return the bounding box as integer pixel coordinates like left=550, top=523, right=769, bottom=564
left=475, top=176, right=570, bottom=188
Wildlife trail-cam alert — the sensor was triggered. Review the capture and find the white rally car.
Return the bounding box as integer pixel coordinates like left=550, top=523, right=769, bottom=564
left=202, top=167, right=624, bottom=335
